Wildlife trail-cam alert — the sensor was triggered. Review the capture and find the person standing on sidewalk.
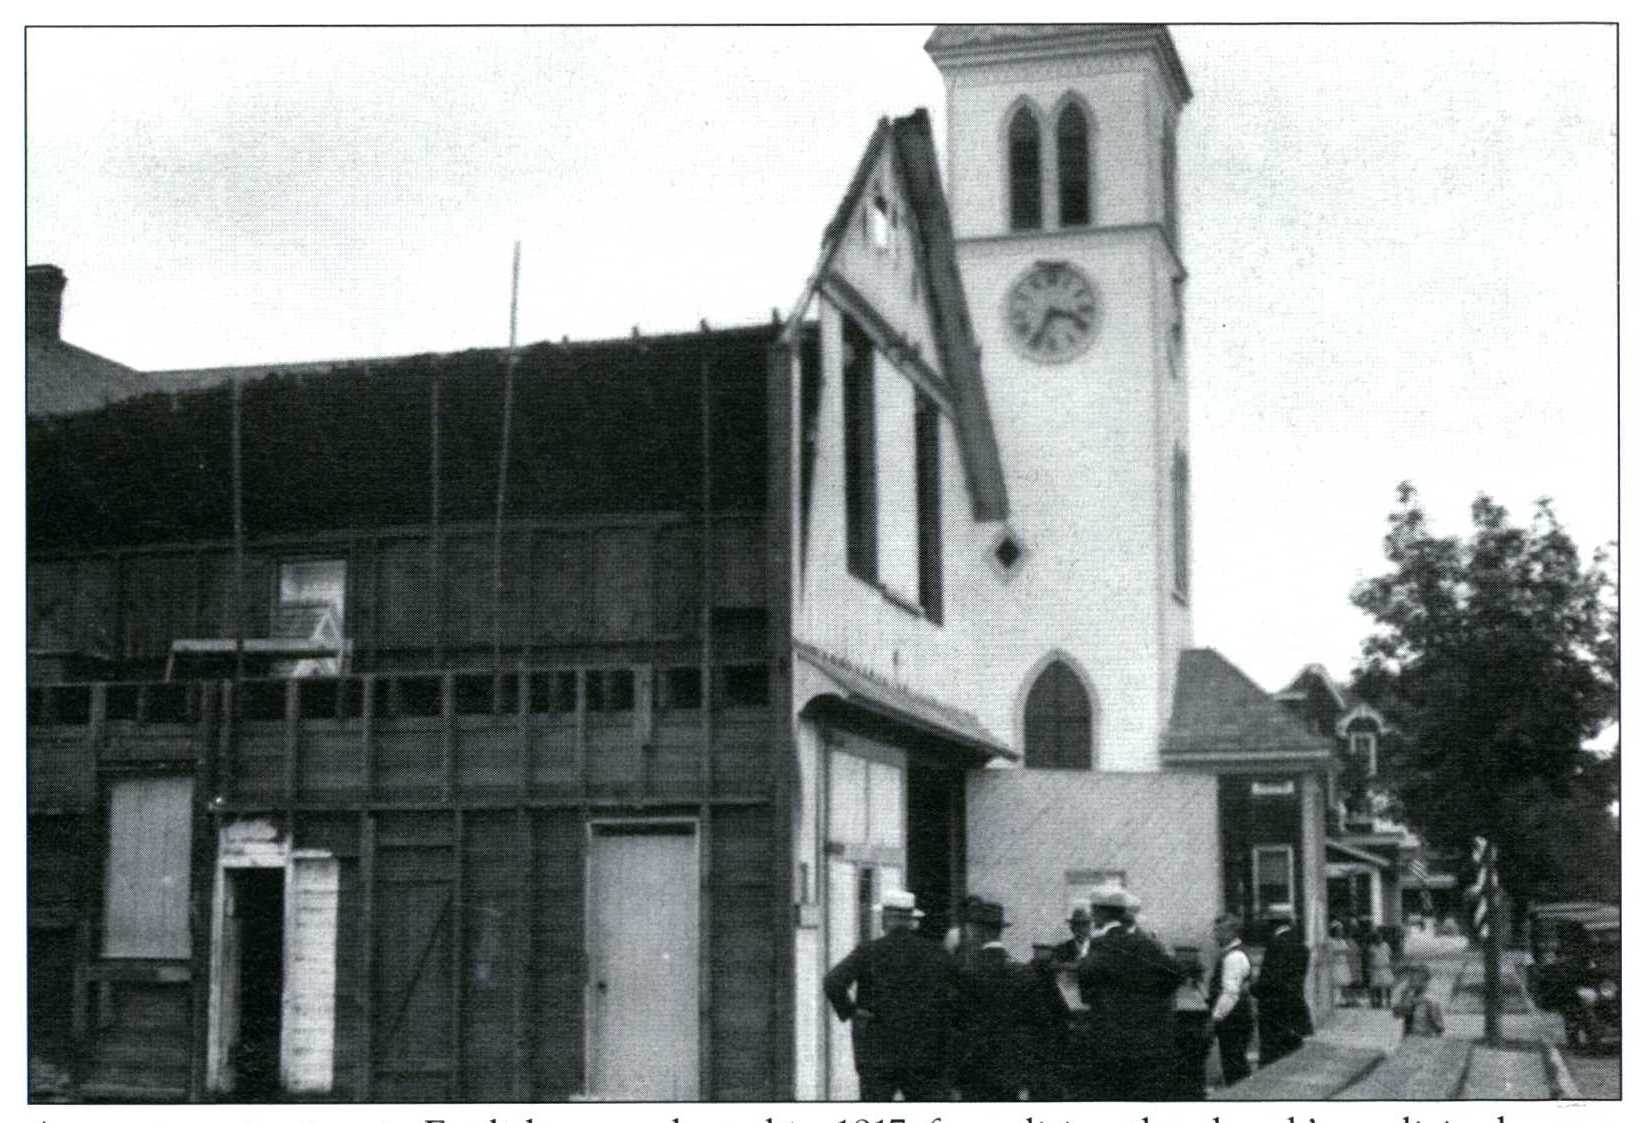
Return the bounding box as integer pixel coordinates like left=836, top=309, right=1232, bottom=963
left=824, top=888, right=961, bottom=1101
left=1253, top=909, right=1313, bottom=1066
left=1209, top=913, right=1255, bottom=1087
left=1367, top=931, right=1396, bottom=1008
left=1078, top=888, right=1183, bottom=1099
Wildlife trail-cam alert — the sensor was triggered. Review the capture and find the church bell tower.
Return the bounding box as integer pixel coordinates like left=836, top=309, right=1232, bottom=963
left=927, top=25, right=1194, bottom=770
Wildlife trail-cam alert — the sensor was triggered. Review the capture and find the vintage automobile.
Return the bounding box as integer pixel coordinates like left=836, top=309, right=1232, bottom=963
left=1526, top=903, right=1620, bottom=1052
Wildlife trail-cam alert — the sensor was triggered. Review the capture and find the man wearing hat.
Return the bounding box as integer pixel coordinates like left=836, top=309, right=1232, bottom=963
left=1076, top=887, right=1182, bottom=1100
left=824, top=888, right=961, bottom=1102
left=1252, top=906, right=1313, bottom=1066
left=1053, top=899, right=1094, bottom=965
left=1208, top=913, right=1255, bottom=1086
left=953, top=899, right=1068, bottom=1100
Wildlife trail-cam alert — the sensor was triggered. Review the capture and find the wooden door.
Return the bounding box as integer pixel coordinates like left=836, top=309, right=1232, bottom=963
left=587, top=822, right=699, bottom=1099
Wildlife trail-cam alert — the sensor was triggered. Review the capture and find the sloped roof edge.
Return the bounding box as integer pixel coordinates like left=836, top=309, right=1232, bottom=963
left=795, top=640, right=1016, bottom=762
left=1164, top=647, right=1335, bottom=761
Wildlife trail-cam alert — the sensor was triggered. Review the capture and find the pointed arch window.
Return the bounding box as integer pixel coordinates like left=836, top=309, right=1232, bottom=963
left=1172, top=447, right=1190, bottom=600
left=1008, top=106, right=1042, bottom=231
left=1024, top=660, right=1092, bottom=769
left=1057, top=101, right=1091, bottom=227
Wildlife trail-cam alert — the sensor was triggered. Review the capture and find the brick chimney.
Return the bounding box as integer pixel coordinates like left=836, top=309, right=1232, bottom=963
left=27, top=263, right=67, bottom=342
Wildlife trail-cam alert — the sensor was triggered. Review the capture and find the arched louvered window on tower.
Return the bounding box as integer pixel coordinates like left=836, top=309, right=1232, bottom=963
left=1023, top=659, right=1092, bottom=769
left=1057, top=101, right=1091, bottom=227
left=1008, top=106, right=1042, bottom=231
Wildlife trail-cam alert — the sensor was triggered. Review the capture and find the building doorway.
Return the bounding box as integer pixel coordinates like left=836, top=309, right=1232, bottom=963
left=905, top=762, right=961, bottom=941
left=586, top=821, right=700, bottom=1099
left=225, top=868, right=285, bottom=1098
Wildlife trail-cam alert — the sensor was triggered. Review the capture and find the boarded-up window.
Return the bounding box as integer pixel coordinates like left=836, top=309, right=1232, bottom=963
left=1009, top=106, right=1042, bottom=231
left=1024, top=660, right=1092, bottom=770
left=103, top=776, right=193, bottom=959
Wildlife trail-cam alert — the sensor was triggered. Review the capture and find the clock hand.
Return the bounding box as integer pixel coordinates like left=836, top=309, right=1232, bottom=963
left=1029, top=307, right=1057, bottom=347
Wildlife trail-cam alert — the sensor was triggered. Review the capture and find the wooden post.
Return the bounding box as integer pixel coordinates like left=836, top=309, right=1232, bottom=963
left=358, top=812, right=376, bottom=1101
left=1484, top=885, right=1504, bottom=1044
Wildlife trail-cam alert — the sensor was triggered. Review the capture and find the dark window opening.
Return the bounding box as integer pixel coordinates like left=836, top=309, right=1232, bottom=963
left=46, top=685, right=91, bottom=725
left=106, top=683, right=141, bottom=721
left=915, top=395, right=943, bottom=623
left=843, top=319, right=878, bottom=583
left=870, top=192, right=892, bottom=250
left=1057, top=101, right=1091, bottom=227
left=396, top=675, right=442, bottom=718
left=1009, top=106, right=1042, bottom=231
left=857, top=866, right=877, bottom=945
left=239, top=680, right=287, bottom=722
left=529, top=669, right=579, bottom=714
left=662, top=666, right=703, bottom=710
left=585, top=667, right=635, bottom=713
left=299, top=677, right=341, bottom=720
left=994, top=534, right=1024, bottom=572
left=147, top=682, right=195, bottom=723
left=1024, top=660, right=1092, bottom=769
left=1172, top=448, right=1190, bottom=600
left=1162, top=122, right=1180, bottom=251
left=722, top=664, right=769, bottom=707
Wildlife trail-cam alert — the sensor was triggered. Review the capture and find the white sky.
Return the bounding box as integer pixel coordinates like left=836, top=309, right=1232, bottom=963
left=22, top=20, right=1619, bottom=694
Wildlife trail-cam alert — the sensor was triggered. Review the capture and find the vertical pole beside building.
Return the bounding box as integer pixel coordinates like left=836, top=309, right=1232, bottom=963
left=492, top=242, right=521, bottom=691
left=1471, top=836, right=1503, bottom=1044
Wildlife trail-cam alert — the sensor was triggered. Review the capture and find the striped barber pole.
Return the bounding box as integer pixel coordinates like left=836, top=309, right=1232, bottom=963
left=1406, top=854, right=1429, bottom=881
left=1466, top=835, right=1497, bottom=937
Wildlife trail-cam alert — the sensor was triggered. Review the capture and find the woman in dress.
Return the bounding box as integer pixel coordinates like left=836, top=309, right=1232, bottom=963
left=1366, top=931, right=1396, bottom=1008
left=1327, top=921, right=1357, bottom=1006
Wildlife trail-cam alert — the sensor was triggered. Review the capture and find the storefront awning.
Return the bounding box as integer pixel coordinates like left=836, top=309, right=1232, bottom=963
left=795, top=641, right=1016, bottom=763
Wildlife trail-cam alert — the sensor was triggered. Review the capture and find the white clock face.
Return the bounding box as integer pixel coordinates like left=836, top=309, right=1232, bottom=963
left=1004, top=261, right=1100, bottom=363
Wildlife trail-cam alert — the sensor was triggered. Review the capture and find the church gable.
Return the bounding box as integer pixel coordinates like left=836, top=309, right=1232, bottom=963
left=811, top=110, right=1008, bottom=524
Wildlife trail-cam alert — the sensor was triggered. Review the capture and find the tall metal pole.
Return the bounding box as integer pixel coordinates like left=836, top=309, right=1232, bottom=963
left=492, top=241, right=521, bottom=687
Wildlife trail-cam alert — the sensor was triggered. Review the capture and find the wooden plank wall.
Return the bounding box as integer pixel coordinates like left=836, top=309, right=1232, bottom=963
left=28, top=514, right=753, bottom=674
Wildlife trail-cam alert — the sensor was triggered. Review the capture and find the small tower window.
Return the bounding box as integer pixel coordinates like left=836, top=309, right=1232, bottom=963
left=1172, top=447, right=1190, bottom=601
left=1024, top=659, right=1091, bottom=769
left=1057, top=101, right=1091, bottom=227
left=1008, top=106, right=1042, bottom=231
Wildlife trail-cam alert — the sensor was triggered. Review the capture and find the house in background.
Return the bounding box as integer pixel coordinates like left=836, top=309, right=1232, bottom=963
left=30, top=23, right=1352, bottom=1103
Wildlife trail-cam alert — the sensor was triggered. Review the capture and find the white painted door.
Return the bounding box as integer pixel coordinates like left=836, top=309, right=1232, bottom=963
left=281, top=856, right=339, bottom=1094
left=588, top=823, right=699, bottom=1099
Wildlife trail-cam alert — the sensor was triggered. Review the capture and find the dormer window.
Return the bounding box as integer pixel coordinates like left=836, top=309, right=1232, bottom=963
left=1350, top=731, right=1378, bottom=777
left=1056, top=100, right=1091, bottom=227
left=1008, top=105, right=1042, bottom=231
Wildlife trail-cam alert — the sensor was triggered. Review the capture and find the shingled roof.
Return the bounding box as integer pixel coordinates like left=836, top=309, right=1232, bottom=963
left=1162, top=648, right=1333, bottom=768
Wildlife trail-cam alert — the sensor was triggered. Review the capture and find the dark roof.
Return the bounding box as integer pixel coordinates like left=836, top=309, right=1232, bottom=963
left=28, top=324, right=791, bottom=552
left=1162, top=648, right=1334, bottom=765
left=811, top=109, right=1009, bottom=522
left=27, top=337, right=155, bottom=418
left=796, top=640, right=1015, bottom=762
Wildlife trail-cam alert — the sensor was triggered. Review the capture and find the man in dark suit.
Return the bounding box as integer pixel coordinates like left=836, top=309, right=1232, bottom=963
left=1052, top=899, right=1094, bottom=965
left=1253, top=909, right=1313, bottom=1066
left=1076, top=888, right=1183, bottom=1100
left=953, top=900, right=1069, bottom=1100
left=824, top=888, right=961, bottom=1102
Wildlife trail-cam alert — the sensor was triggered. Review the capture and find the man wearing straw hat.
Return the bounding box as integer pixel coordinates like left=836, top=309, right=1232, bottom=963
left=825, top=887, right=961, bottom=1101
left=1076, top=887, right=1182, bottom=1099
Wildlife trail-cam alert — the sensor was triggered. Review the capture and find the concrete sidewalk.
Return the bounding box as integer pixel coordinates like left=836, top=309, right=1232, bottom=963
left=1211, top=932, right=1571, bottom=1100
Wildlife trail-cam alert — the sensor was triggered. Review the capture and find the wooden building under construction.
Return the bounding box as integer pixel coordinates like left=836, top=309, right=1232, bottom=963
left=28, top=320, right=811, bottom=1101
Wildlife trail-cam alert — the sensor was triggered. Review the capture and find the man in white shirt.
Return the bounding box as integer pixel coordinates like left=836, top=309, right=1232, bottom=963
left=1208, top=913, right=1254, bottom=1086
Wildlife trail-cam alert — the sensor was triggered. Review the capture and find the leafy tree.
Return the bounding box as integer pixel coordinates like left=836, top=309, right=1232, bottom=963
left=1350, top=484, right=1618, bottom=914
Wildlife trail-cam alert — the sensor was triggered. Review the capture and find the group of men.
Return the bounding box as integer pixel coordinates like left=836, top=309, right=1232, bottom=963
left=823, top=886, right=1314, bottom=1102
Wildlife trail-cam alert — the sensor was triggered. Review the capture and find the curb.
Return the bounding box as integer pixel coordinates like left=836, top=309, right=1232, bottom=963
left=1542, top=1042, right=1582, bottom=1100
left=1506, top=956, right=1580, bottom=1099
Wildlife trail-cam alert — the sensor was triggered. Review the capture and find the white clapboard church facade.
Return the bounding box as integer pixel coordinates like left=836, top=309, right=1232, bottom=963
left=778, top=26, right=1334, bottom=1099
